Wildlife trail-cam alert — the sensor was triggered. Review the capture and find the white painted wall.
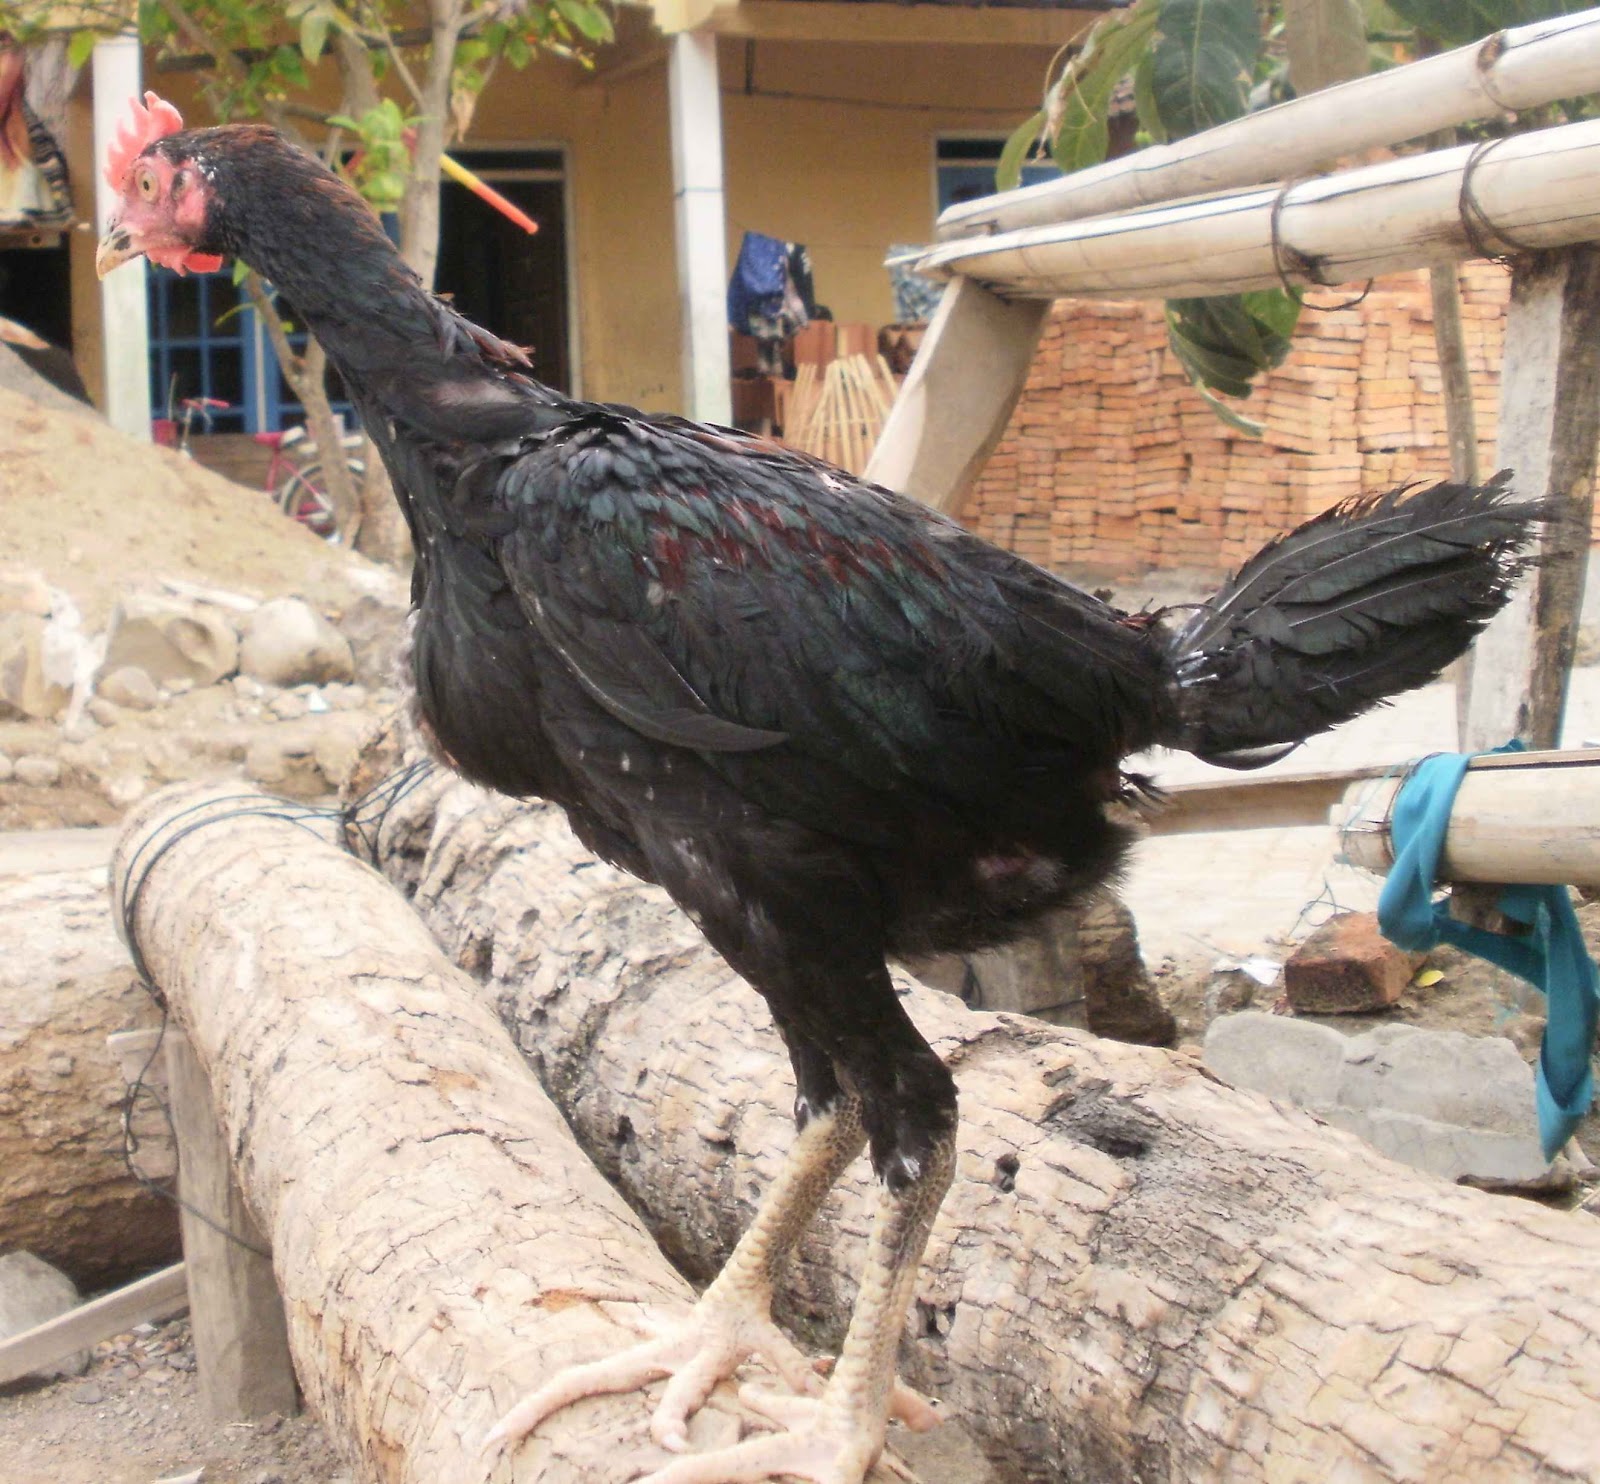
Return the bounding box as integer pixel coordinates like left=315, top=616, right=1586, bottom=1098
left=92, top=34, right=152, bottom=441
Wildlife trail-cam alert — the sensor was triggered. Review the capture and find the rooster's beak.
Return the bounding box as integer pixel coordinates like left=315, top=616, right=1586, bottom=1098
left=95, top=223, right=140, bottom=279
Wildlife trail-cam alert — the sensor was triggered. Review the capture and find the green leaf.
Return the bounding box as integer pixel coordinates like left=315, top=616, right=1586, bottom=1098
left=1149, top=0, right=1261, bottom=140
left=996, top=109, right=1046, bottom=191
left=67, top=29, right=97, bottom=70
left=1043, top=0, right=1161, bottom=173
left=553, top=0, right=614, bottom=43
left=504, top=31, right=531, bottom=68
left=300, top=9, right=330, bottom=62
left=1164, top=290, right=1302, bottom=437
left=1132, top=49, right=1167, bottom=144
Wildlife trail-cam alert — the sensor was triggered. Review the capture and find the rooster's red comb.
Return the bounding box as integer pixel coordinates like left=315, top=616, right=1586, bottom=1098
left=104, top=91, right=186, bottom=190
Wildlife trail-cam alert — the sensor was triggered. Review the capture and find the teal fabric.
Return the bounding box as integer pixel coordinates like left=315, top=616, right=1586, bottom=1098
left=1376, top=743, right=1599, bottom=1160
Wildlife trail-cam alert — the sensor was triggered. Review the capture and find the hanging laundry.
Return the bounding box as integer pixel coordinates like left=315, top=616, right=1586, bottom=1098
left=727, top=230, right=817, bottom=344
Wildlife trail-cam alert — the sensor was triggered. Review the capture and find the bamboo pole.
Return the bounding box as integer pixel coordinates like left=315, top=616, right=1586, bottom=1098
left=914, top=118, right=1600, bottom=300
left=1338, top=749, right=1600, bottom=883
left=936, top=8, right=1600, bottom=244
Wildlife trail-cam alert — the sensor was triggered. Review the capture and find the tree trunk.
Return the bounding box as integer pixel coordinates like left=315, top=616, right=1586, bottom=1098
left=367, top=771, right=1600, bottom=1484
left=0, top=858, right=178, bottom=1289
left=110, top=783, right=878, bottom=1484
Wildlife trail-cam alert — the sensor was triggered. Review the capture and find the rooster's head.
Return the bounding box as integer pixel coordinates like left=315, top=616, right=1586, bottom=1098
left=96, top=93, right=224, bottom=278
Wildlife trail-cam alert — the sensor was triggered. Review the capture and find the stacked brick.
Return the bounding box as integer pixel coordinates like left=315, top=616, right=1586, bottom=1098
left=963, top=263, right=1512, bottom=573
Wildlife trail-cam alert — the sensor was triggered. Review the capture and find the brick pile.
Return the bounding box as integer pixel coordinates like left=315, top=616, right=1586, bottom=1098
left=963, top=262, right=1513, bottom=573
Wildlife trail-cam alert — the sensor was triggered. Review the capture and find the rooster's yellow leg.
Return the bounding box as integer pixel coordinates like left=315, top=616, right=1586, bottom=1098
left=630, top=1130, right=957, bottom=1484
left=486, top=1093, right=870, bottom=1455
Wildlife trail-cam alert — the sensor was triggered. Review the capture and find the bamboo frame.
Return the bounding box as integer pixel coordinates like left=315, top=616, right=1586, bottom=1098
left=912, top=118, right=1600, bottom=300
left=1338, top=749, right=1600, bottom=884
left=936, top=8, right=1600, bottom=245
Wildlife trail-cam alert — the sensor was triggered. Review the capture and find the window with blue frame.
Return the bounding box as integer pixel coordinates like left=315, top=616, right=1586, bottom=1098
left=146, top=267, right=355, bottom=434
left=935, top=138, right=1057, bottom=215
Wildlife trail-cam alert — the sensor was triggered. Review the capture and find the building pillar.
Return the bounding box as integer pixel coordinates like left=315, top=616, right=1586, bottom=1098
left=667, top=31, right=731, bottom=425
left=92, top=33, right=152, bottom=440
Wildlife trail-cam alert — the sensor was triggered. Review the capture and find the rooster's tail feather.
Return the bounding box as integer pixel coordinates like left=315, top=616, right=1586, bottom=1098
left=1160, top=472, right=1542, bottom=768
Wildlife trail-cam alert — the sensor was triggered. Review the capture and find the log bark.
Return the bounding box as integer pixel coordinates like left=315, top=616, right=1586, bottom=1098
left=109, top=783, right=885, bottom=1484
left=0, top=854, right=178, bottom=1289
left=368, top=772, right=1600, bottom=1484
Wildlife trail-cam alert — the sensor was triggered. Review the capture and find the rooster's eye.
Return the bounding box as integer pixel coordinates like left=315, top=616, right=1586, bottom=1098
left=135, top=168, right=157, bottom=201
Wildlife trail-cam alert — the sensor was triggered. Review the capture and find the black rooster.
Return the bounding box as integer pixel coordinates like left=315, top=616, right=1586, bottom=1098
left=99, top=95, right=1538, bottom=1484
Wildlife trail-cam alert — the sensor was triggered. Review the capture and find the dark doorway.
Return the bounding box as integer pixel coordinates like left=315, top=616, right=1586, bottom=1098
left=435, top=149, right=570, bottom=394
left=0, top=241, right=73, bottom=346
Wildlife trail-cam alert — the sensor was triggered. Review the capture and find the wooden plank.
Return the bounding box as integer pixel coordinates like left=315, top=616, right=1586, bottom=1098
left=864, top=277, right=1051, bottom=514
left=1338, top=750, right=1600, bottom=884
left=164, top=1032, right=298, bottom=1421
left=914, top=118, right=1600, bottom=301
left=0, top=1263, right=189, bottom=1387
left=937, top=9, right=1600, bottom=244
left=1149, top=765, right=1386, bottom=835
left=1462, top=248, right=1600, bottom=750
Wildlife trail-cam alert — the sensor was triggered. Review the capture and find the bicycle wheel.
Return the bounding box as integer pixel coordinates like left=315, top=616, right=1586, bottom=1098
left=278, top=462, right=342, bottom=542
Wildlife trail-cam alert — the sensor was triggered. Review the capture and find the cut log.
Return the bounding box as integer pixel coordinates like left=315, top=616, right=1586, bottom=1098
left=0, top=851, right=178, bottom=1289
left=109, top=783, right=893, bottom=1483
left=370, top=771, right=1600, bottom=1484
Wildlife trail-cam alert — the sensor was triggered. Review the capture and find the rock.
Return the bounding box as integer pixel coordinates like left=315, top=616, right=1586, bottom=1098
left=86, top=697, right=125, bottom=728
left=1203, top=1012, right=1346, bottom=1109
left=0, top=567, right=52, bottom=617
left=327, top=682, right=370, bottom=712
left=1078, top=893, right=1175, bottom=1046
left=268, top=690, right=308, bottom=722
left=1283, top=911, right=1425, bottom=1013
left=240, top=598, right=356, bottom=687
left=97, top=665, right=160, bottom=711
left=103, top=595, right=238, bottom=689
left=902, top=892, right=1172, bottom=1045
left=1204, top=1012, right=1562, bottom=1186
left=13, top=755, right=62, bottom=788
left=0, top=1251, right=88, bottom=1380
left=0, top=753, right=12, bottom=782
left=0, top=611, right=71, bottom=719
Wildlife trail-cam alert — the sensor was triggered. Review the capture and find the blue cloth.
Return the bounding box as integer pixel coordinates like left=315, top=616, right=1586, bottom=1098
left=1377, top=743, right=1599, bottom=1159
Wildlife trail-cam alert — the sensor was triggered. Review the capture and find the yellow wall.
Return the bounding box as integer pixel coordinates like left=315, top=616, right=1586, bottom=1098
left=71, top=24, right=1058, bottom=416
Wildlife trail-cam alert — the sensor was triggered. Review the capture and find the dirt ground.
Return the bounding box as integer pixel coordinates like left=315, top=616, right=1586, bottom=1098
left=0, top=1317, right=349, bottom=1484
left=0, top=387, right=392, bottom=632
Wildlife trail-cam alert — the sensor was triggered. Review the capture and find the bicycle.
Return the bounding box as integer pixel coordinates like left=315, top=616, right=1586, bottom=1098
left=254, top=424, right=366, bottom=543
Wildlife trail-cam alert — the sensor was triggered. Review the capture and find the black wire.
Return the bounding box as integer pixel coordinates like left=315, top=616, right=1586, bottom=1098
left=117, top=760, right=437, bottom=1257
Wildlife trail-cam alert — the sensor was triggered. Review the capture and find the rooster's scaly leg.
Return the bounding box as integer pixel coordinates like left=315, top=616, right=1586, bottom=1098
left=485, top=1090, right=868, bottom=1456
left=633, top=1129, right=957, bottom=1484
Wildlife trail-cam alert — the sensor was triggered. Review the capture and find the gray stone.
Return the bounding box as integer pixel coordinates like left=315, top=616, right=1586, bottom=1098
left=1203, top=1011, right=1346, bottom=1109
left=1204, top=1012, right=1555, bottom=1185
left=103, top=595, right=238, bottom=689
left=0, top=1251, right=88, bottom=1380
left=239, top=598, right=356, bottom=687
left=97, top=665, right=160, bottom=711
left=13, top=754, right=62, bottom=788
left=268, top=690, right=308, bottom=722
left=86, top=698, right=125, bottom=728
left=0, top=611, right=71, bottom=719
